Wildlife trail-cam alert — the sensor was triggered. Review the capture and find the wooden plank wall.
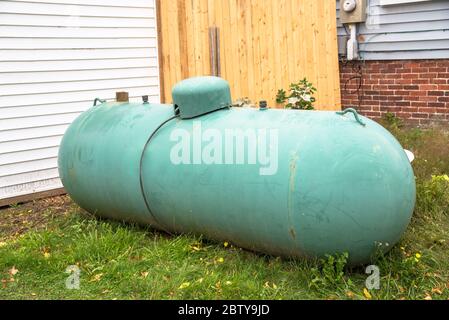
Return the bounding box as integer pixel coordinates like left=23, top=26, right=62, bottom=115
left=157, top=0, right=341, bottom=110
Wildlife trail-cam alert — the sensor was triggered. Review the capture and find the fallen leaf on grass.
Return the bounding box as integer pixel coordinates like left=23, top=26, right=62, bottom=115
left=216, top=257, right=224, bottom=263
left=431, top=288, right=443, bottom=295
left=179, top=282, right=190, bottom=289
left=363, top=288, right=372, bottom=300
left=141, top=272, right=149, bottom=279
left=9, top=266, right=18, bottom=276
left=190, top=245, right=201, bottom=252
left=90, top=273, right=103, bottom=282
left=424, top=295, right=432, bottom=300
left=346, top=291, right=355, bottom=298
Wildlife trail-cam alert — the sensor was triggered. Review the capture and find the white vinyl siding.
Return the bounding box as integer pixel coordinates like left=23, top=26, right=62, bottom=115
left=380, top=0, right=431, bottom=5
left=0, top=0, right=160, bottom=201
left=337, top=0, right=449, bottom=60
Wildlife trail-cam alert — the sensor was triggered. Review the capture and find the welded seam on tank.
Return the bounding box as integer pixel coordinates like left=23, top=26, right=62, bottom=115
left=139, top=115, right=179, bottom=234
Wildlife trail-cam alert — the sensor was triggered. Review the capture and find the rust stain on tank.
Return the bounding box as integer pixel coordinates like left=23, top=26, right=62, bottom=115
left=288, top=152, right=299, bottom=241
left=289, top=228, right=296, bottom=239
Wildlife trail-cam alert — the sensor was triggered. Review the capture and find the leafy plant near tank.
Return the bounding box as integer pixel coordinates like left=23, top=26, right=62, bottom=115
left=309, top=252, right=350, bottom=290
left=276, top=78, right=317, bottom=110
left=383, top=112, right=404, bottom=129
left=417, top=174, right=449, bottom=214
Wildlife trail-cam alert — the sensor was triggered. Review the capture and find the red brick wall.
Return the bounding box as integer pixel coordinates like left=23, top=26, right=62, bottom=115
left=339, top=59, right=449, bottom=126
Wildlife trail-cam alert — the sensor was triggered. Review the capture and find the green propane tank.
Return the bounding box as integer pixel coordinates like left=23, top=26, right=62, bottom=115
left=58, top=77, right=416, bottom=265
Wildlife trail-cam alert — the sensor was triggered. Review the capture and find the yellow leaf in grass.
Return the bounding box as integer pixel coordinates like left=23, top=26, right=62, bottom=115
left=179, top=282, right=190, bottom=289
left=363, top=288, right=372, bottom=300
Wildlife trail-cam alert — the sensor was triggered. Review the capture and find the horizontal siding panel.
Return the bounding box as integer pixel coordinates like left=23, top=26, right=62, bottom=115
left=369, top=0, right=447, bottom=10
left=0, top=76, right=158, bottom=97
left=339, top=9, right=449, bottom=27
left=361, top=30, right=449, bottom=43
left=0, top=37, right=157, bottom=49
left=0, top=125, right=69, bottom=143
left=357, top=20, right=449, bottom=35
left=0, top=86, right=160, bottom=108
left=361, top=39, right=449, bottom=52
left=0, top=26, right=156, bottom=38
left=0, top=113, right=81, bottom=131
left=0, top=48, right=156, bottom=62
left=9, top=0, right=155, bottom=9
left=0, top=14, right=155, bottom=28
left=1, top=101, right=88, bottom=121
left=0, top=0, right=160, bottom=200
left=0, top=157, right=58, bottom=177
left=363, top=49, right=449, bottom=60
left=370, top=2, right=449, bottom=14
left=0, top=136, right=63, bottom=155
left=373, top=9, right=449, bottom=24
left=336, top=20, right=449, bottom=37
left=0, top=168, right=60, bottom=189
left=0, top=1, right=154, bottom=18
left=0, top=57, right=157, bottom=72
left=0, top=67, right=158, bottom=85
left=0, top=147, right=59, bottom=166
left=0, top=177, right=63, bottom=199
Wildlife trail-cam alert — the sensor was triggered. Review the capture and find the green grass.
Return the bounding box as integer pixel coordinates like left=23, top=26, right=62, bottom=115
left=0, top=120, right=448, bottom=300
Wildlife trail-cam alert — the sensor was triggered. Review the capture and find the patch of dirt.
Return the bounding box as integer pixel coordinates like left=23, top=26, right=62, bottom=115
left=0, top=195, right=77, bottom=241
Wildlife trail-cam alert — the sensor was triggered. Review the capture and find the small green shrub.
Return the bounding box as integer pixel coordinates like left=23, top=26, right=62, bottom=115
left=276, top=78, right=316, bottom=110
left=416, top=174, right=449, bottom=215
left=383, top=112, right=403, bottom=129
left=309, top=252, right=350, bottom=289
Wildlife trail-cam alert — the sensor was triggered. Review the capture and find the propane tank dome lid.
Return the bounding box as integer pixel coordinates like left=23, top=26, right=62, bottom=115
left=172, top=76, right=232, bottom=119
